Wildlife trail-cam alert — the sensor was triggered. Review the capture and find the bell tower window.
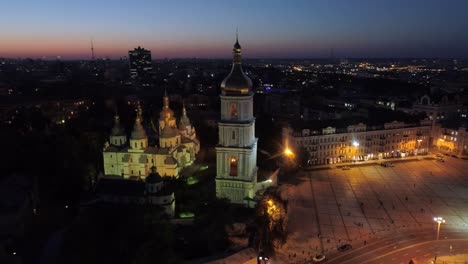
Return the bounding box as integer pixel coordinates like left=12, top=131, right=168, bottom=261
left=230, top=103, right=238, bottom=119
left=229, top=156, right=238, bottom=176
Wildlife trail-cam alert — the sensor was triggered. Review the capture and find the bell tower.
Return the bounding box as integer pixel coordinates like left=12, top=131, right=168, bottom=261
left=215, top=35, right=258, bottom=205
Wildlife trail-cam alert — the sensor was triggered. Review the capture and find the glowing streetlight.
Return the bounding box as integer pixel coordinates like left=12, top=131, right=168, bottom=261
left=284, top=148, right=294, bottom=158
left=434, top=217, right=445, bottom=240
left=352, top=141, right=360, bottom=162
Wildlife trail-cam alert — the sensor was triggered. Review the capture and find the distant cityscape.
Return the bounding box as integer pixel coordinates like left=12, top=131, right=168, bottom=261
left=2, top=39, right=468, bottom=264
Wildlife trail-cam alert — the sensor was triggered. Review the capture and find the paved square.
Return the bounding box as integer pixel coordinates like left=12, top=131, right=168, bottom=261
left=278, top=157, right=468, bottom=262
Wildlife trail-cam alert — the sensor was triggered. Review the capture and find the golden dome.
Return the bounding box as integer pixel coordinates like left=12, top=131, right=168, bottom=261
left=159, top=89, right=174, bottom=121
left=221, top=36, right=252, bottom=96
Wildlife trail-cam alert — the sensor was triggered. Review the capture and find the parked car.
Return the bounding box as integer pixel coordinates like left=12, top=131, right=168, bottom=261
left=381, top=162, right=388, bottom=167
left=337, top=244, right=352, bottom=252
left=342, top=166, right=351, bottom=170
left=312, top=254, right=326, bottom=263
left=387, top=162, right=394, bottom=167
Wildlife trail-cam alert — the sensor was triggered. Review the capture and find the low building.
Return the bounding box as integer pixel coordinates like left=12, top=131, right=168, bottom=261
left=95, top=167, right=175, bottom=217
left=283, top=119, right=432, bottom=165
left=433, top=126, right=468, bottom=157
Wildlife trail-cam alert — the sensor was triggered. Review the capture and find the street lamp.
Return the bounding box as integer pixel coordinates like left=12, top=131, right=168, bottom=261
left=417, top=139, right=422, bottom=155
left=352, top=141, right=359, bottom=162
left=434, top=217, right=445, bottom=240
left=284, top=147, right=294, bottom=158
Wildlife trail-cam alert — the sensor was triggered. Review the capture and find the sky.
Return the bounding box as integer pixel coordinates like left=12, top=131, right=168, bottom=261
left=1, top=0, right=468, bottom=59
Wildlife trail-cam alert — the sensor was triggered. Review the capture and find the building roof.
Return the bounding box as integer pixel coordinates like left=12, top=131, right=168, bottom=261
left=164, top=156, right=177, bottom=165
left=160, top=124, right=180, bottom=138
left=111, top=115, right=126, bottom=136
left=178, top=104, right=191, bottom=130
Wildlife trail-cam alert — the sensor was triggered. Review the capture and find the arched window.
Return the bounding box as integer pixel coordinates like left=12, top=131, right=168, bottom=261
left=229, top=156, right=238, bottom=176
left=230, top=103, right=238, bottom=119
left=134, top=142, right=137, bottom=148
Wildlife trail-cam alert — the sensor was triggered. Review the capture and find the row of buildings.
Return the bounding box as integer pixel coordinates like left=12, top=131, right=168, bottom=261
left=283, top=119, right=467, bottom=165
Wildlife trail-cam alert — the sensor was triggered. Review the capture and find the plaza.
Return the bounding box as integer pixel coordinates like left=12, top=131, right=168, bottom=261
left=277, top=156, right=468, bottom=263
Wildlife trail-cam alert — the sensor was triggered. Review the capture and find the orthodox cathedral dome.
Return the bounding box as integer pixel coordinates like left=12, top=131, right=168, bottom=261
left=111, top=115, right=126, bottom=136
left=131, top=107, right=147, bottom=140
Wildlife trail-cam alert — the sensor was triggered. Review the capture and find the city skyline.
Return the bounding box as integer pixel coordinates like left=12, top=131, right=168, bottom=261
left=1, top=0, right=468, bottom=59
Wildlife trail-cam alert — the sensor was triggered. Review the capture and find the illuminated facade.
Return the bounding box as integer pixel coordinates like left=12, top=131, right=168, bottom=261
left=284, top=120, right=432, bottom=165
left=216, top=36, right=275, bottom=206
left=434, top=126, right=468, bottom=157
left=103, top=94, right=200, bottom=178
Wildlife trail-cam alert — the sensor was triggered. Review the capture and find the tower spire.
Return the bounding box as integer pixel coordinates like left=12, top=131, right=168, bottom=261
left=163, top=89, right=169, bottom=109
left=182, top=101, right=187, bottom=117
left=233, top=31, right=241, bottom=64
left=91, top=37, right=95, bottom=60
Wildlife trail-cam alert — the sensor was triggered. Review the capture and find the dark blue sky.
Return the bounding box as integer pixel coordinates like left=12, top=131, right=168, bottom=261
left=1, top=0, right=467, bottom=59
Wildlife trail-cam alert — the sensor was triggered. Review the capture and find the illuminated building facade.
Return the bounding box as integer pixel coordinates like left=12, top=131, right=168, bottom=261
left=434, top=126, right=468, bottom=157
left=283, top=120, right=432, bottom=165
left=103, top=93, right=200, bottom=178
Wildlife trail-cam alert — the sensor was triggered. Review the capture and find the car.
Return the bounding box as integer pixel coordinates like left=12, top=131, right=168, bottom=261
left=380, top=162, right=388, bottom=167
left=312, top=254, right=326, bottom=263
left=342, top=166, right=350, bottom=170
left=337, top=244, right=352, bottom=252
left=436, top=157, right=445, bottom=162
left=387, top=162, right=394, bottom=167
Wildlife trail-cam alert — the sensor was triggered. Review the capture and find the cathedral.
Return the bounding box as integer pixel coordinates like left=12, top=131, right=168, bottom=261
left=215, top=36, right=276, bottom=206
left=103, top=92, right=200, bottom=179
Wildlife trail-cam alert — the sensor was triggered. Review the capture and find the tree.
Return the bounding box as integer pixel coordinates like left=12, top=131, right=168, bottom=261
left=255, top=189, right=288, bottom=256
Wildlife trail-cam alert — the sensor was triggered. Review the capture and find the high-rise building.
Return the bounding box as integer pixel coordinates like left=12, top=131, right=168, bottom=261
left=128, top=46, right=153, bottom=84
left=215, top=36, right=276, bottom=206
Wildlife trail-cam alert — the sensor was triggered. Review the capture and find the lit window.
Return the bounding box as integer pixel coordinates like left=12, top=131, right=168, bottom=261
left=229, top=156, right=238, bottom=176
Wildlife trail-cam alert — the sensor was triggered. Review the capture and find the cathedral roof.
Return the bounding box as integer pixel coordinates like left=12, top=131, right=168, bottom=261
left=131, top=106, right=147, bottom=140
left=178, top=103, right=191, bottom=130
left=131, top=118, right=147, bottom=140
left=159, top=89, right=175, bottom=121
left=160, top=124, right=180, bottom=138
left=164, top=156, right=177, bottom=165
left=111, top=115, right=126, bottom=136
left=220, top=35, right=252, bottom=96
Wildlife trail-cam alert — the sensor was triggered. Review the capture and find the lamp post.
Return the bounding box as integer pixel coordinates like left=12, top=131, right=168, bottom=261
left=434, top=216, right=445, bottom=240
left=417, top=139, right=422, bottom=155
left=352, top=141, right=359, bottom=163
